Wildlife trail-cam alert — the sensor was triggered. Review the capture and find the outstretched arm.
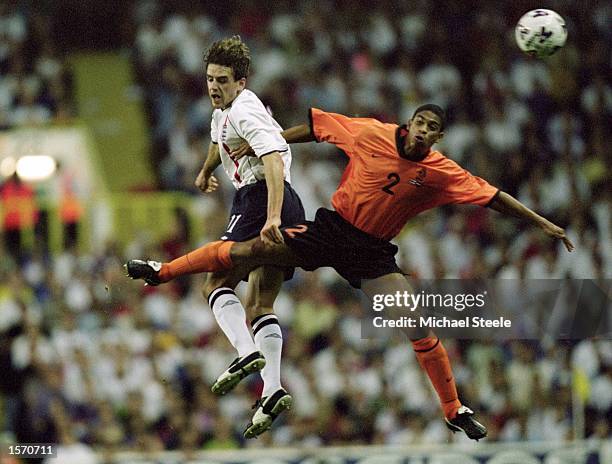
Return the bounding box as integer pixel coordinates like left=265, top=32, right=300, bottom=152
left=488, top=191, right=575, bottom=252
left=231, top=124, right=316, bottom=159
left=281, top=124, right=316, bottom=144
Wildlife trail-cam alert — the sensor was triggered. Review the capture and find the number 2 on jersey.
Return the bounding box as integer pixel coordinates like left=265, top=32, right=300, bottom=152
left=382, top=173, right=400, bottom=195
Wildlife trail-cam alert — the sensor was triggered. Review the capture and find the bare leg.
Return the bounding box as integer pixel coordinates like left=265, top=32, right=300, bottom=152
left=202, top=269, right=244, bottom=299
left=230, top=238, right=300, bottom=270
left=244, top=266, right=284, bottom=319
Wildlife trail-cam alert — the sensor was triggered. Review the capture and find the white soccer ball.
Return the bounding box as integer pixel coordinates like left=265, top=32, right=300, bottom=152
left=515, top=9, right=567, bottom=58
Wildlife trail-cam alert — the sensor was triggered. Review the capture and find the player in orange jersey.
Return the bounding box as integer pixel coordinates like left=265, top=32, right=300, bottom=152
left=127, top=104, right=574, bottom=440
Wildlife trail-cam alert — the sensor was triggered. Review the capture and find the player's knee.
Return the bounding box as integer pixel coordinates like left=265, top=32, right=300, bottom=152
left=245, top=302, right=273, bottom=320
left=202, top=275, right=227, bottom=300
left=201, top=281, right=213, bottom=300
left=231, top=238, right=279, bottom=266
left=230, top=240, right=257, bottom=265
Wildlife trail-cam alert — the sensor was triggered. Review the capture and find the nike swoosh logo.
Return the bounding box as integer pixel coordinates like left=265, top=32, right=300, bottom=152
left=446, top=377, right=453, bottom=382
left=221, top=300, right=239, bottom=308
left=264, top=333, right=282, bottom=339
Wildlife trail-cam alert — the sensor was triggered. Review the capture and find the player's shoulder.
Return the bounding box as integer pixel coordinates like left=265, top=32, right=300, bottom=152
left=422, top=149, right=448, bottom=163
left=425, top=149, right=448, bottom=162
left=230, top=89, right=269, bottom=118
left=233, top=89, right=264, bottom=108
left=424, top=150, right=466, bottom=172
left=356, top=120, right=399, bottom=152
left=361, top=117, right=398, bottom=138
left=236, top=88, right=258, bottom=101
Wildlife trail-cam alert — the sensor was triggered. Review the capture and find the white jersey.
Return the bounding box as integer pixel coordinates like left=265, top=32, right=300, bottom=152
left=210, top=89, right=291, bottom=190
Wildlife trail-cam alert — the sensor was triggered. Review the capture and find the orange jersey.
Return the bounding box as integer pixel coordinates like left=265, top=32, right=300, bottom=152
left=310, top=108, right=499, bottom=240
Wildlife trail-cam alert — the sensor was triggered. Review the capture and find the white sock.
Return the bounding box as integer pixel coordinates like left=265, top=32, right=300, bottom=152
left=252, top=313, right=283, bottom=397
left=209, top=287, right=257, bottom=358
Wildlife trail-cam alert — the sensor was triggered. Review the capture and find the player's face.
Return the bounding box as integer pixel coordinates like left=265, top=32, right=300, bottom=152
left=206, top=64, right=246, bottom=109
left=406, top=111, right=444, bottom=154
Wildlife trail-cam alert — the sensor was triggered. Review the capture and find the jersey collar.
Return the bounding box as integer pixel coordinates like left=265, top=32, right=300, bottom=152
left=396, top=124, right=430, bottom=161
left=222, top=89, right=245, bottom=110
left=395, top=125, right=409, bottom=158
left=221, top=99, right=234, bottom=111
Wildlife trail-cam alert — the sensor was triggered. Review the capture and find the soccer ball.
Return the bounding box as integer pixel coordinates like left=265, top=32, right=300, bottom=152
left=515, top=9, right=567, bottom=58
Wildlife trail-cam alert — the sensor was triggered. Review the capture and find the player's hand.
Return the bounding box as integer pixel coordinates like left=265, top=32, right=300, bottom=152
left=260, top=216, right=284, bottom=246
left=195, top=171, right=218, bottom=193
left=540, top=220, right=575, bottom=252
left=230, top=141, right=256, bottom=160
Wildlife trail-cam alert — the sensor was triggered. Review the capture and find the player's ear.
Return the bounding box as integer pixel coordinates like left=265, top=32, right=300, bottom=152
left=237, top=77, right=246, bottom=90
left=436, top=131, right=444, bottom=143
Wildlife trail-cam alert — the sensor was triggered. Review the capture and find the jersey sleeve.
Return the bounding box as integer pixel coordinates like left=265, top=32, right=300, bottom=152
left=234, top=99, right=288, bottom=158
left=210, top=111, right=219, bottom=144
left=310, top=108, right=370, bottom=155
left=443, top=163, right=499, bottom=206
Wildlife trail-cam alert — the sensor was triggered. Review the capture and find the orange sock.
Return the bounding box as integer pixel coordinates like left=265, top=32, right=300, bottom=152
left=412, top=336, right=462, bottom=419
left=158, top=240, right=234, bottom=282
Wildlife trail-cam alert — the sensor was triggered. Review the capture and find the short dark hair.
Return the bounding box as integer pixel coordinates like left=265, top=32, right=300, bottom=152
left=205, top=35, right=251, bottom=80
left=412, top=104, right=446, bottom=130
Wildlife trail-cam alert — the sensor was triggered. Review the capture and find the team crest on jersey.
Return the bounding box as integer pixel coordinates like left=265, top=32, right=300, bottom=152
left=409, top=168, right=427, bottom=187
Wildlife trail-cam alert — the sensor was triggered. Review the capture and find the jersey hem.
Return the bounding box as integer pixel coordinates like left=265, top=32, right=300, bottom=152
left=309, top=108, right=319, bottom=142
left=258, top=148, right=289, bottom=158
left=484, top=189, right=501, bottom=207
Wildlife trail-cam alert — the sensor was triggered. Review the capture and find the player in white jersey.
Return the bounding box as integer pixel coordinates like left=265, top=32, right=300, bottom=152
left=210, top=89, right=293, bottom=194
left=196, top=36, right=304, bottom=437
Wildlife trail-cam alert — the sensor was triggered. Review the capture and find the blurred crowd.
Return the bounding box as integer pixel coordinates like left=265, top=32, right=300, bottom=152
left=0, top=3, right=73, bottom=127
left=1, top=246, right=611, bottom=457
left=1, top=0, right=611, bottom=459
